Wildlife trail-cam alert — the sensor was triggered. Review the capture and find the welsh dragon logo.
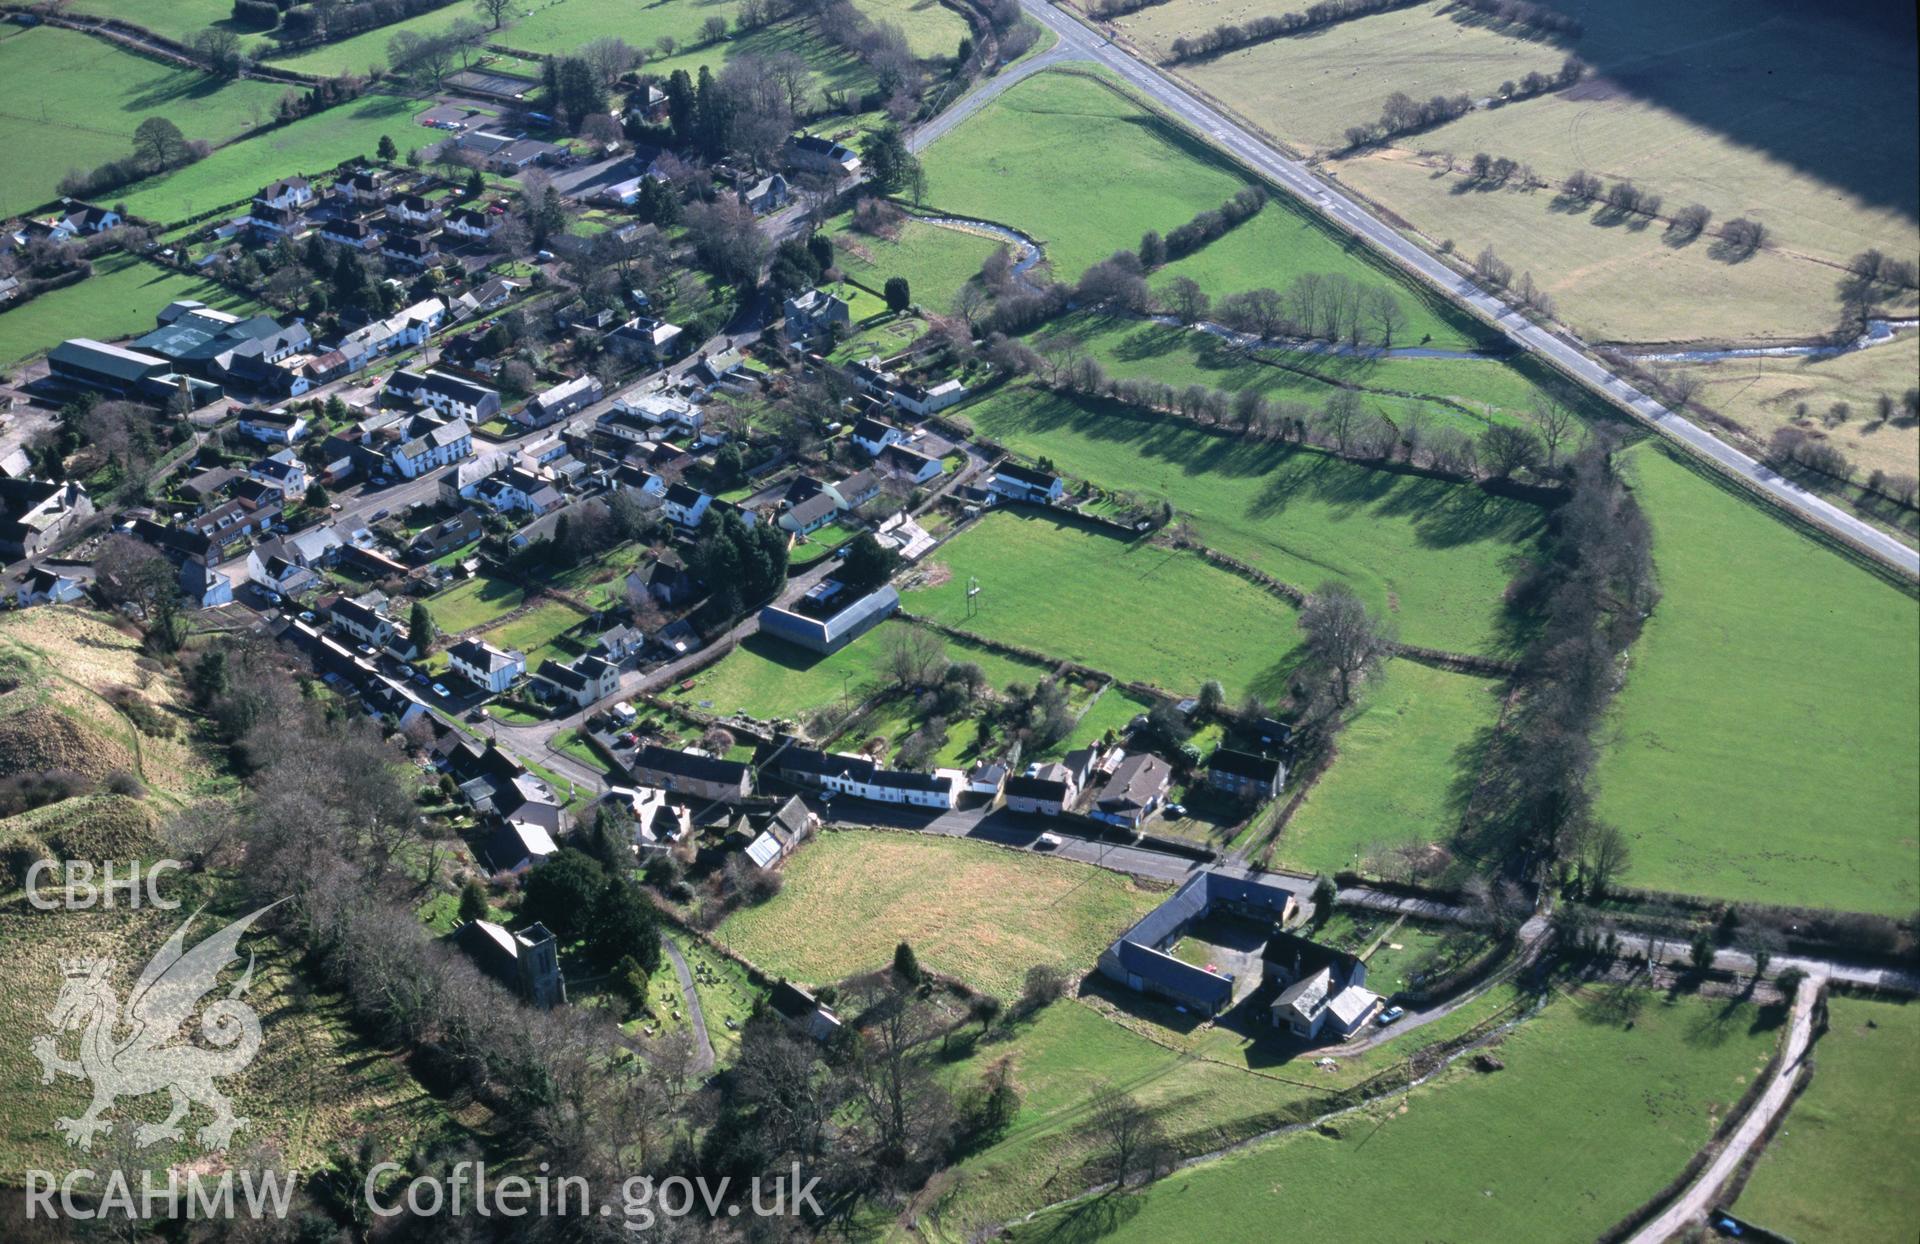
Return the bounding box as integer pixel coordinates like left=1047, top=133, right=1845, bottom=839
left=32, top=902, right=284, bottom=1153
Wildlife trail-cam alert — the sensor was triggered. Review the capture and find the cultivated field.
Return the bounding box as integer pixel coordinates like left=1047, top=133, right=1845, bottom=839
left=1276, top=662, right=1504, bottom=876
left=1732, top=993, right=1920, bottom=1242
left=1116, top=0, right=1920, bottom=346
left=959, top=385, right=1546, bottom=655
left=829, top=215, right=1001, bottom=314
left=718, top=829, right=1164, bottom=998
left=115, top=94, right=434, bottom=224
left=0, top=26, right=289, bottom=218
left=1009, top=984, right=1782, bottom=1242
left=1595, top=447, right=1920, bottom=915
left=920, top=69, right=1256, bottom=282
left=906, top=508, right=1305, bottom=700
left=0, top=252, right=262, bottom=370
left=1661, top=334, right=1920, bottom=481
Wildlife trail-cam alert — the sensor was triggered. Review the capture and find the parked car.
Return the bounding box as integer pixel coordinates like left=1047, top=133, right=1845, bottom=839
left=412, top=672, right=429, bottom=685
left=1036, top=833, right=1063, bottom=850
left=1165, top=803, right=1187, bottom=817
left=1377, top=1006, right=1406, bottom=1027
left=371, top=508, right=392, bottom=521
left=298, top=610, right=315, bottom=622
left=431, top=683, right=450, bottom=698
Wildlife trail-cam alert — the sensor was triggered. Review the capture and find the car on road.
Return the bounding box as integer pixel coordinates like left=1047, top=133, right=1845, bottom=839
left=329, top=502, right=342, bottom=511
left=1036, top=833, right=1063, bottom=850
left=467, top=708, right=488, bottom=722
left=298, top=610, right=315, bottom=622
left=412, top=672, right=429, bottom=685
left=431, top=683, right=450, bottom=698
left=371, top=508, right=391, bottom=521
left=1377, top=1006, right=1405, bottom=1027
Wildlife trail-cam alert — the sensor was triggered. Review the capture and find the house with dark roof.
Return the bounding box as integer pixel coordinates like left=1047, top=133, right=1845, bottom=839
left=990, top=461, right=1067, bottom=506
left=662, top=482, right=712, bottom=529
left=1207, top=748, right=1287, bottom=801
left=522, top=374, right=603, bottom=427
left=236, top=408, right=310, bottom=446
left=758, top=585, right=899, bottom=656
left=389, top=369, right=500, bottom=422
left=0, top=479, right=95, bottom=559
left=778, top=490, right=840, bottom=536
left=448, top=638, right=525, bottom=694
left=628, top=744, right=754, bottom=803
left=763, top=734, right=963, bottom=810
left=532, top=653, right=620, bottom=707
left=783, top=134, right=862, bottom=177
left=410, top=508, right=485, bottom=561
left=769, top=980, right=843, bottom=1041
left=15, top=565, right=84, bottom=608
left=1091, top=752, right=1173, bottom=828
left=783, top=287, right=852, bottom=339
left=851, top=416, right=903, bottom=458
left=1263, top=930, right=1379, bottom=1039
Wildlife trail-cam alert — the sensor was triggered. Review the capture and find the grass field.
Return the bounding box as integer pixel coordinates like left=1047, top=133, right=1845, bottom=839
left=1595, top=446, right=1920, bottom=915
left=958, top=384, right=1547, bottom=655
left=718, top=830, right=1164, bottom=998
left=1733, top=994, right=1920, bottom=1242
left=906, top=508, right=1305, bottom=699
left=1276, top=663, right=1503, bottom=875
left=667, top=619, right=1055, bottom=724
left=427, top=574, right=526, bottom=634
left=1009, top=984, right=1782, bottom=1243
left=1147, top=198, right=1482, bottom=352
left=62, top=0, right=251, bottom=49
left=1121, top=0, right=1920, bottom=346
left=1661, top=334, right=1920, bottom=480
left=0, top=26, right=290, bottom=218
left=1041, top=684, right=1154, bottom=759
left=0, top=252, right=263, bottom=370
left=479, top=598, right=589, bottom=673
left=115, top=94, right=433, bottom=224
left=829, top=215, right=1002, bottom=314
left=921, top=70, right=1255, bottom=282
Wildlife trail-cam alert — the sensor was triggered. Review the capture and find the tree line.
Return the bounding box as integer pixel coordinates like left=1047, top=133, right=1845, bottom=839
left=1451, top=0, right=1584, bottom=40
left=1168, top=0, right=1423, bottom=63
left=1343, top=57, right=1580, bottom=149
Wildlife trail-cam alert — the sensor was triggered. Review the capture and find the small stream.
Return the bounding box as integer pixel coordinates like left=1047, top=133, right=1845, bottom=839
left=1623, top=317, right=1918, bottom=363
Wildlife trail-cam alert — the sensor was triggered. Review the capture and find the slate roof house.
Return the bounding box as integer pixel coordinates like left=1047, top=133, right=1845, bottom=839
left=1264, top=930, right=1380, bottom=1040
left=1091, top=752, right=1173, bottom=828
left=447, top=638, right=525, bottom=694
left=627, top=744, right=754, bottom=803
left=1207, top=748, right=1287, bottom=801
left=763, top=734, right=964, bottom=810
left=990, top=461, right=1066, bottom=506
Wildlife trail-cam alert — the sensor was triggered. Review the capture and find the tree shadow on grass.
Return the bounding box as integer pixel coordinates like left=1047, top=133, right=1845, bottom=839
left=123, top=69, right=236, bottom=116
left=1022, top=1190, right=1145, bottom=1243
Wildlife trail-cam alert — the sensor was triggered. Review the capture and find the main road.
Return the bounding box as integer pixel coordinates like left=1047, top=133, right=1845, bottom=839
left=1008, top=0, right=1920, bottom=578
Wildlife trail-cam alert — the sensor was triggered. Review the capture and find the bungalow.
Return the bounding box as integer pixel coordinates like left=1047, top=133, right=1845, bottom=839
left=783, top=287, right=851, bottom=339
left=410, top=508, right=485, bottom=561
left=777, top=490, right=839, bottom=536
left=826, top=467, right=881, bottom=511
left=877, top=442, right=943, bottom=485
left=610, top=390, right=702, bottom=435
left=182, top=496, right=279, bottom=547
left=758, top=585, right=899, bottom=656
left=1091, top=752, right=1173, bottom=828
left=628, top=744, right=754, bottom=803
left=784, top=135, right=862, bottom=177
left=449, top=275, right=519, bottom=320
left=662, top=482, right=712, bottom=529
left=990, top=461, right=1066, bottom=506
left=447, top=638, right=526, bottom=694
left=14, top=565, right=84, bottom=608
left=43, top=201, right=121, bottom=238
left=892, top=378, right=968, bottom=417
left=521, top=374, right=603, bottom=427
left=850, top=416, right=903, bottom=458
left=236, top=407, right=310, bottom=446
left=1207, top=748, right=1287, bottom=801
left=531, top=653, right=621, bottom=708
